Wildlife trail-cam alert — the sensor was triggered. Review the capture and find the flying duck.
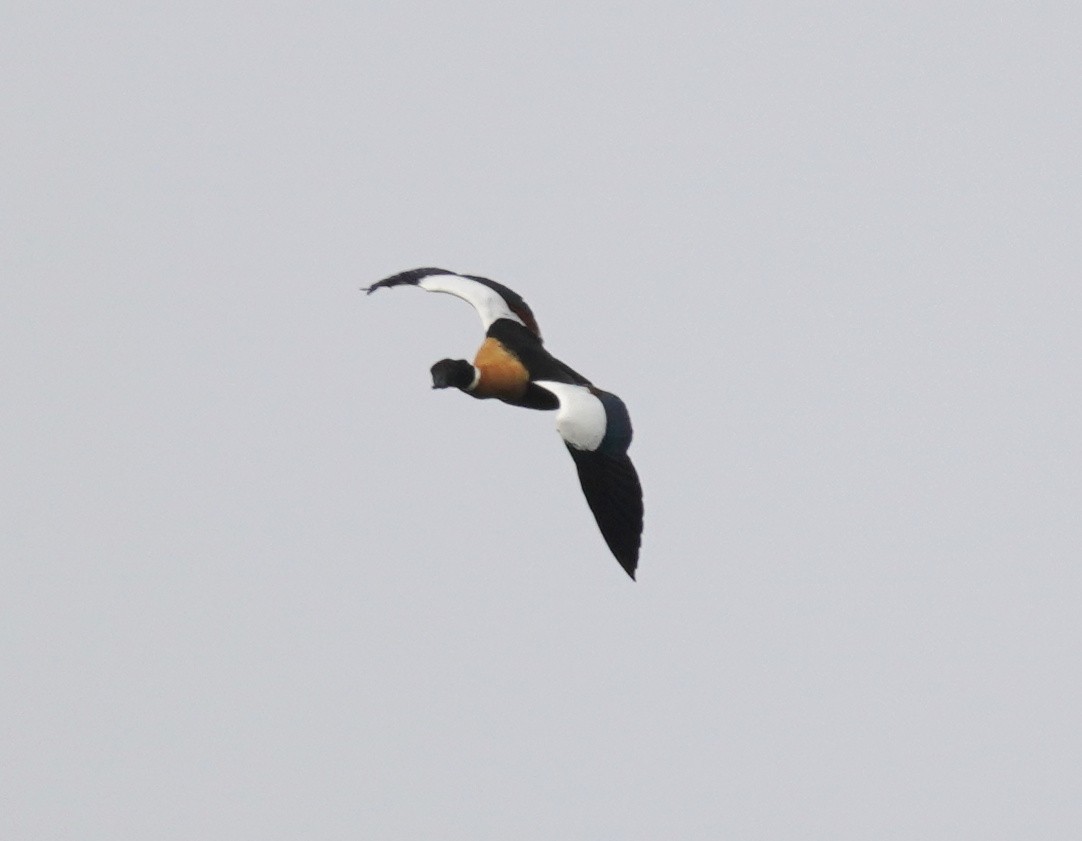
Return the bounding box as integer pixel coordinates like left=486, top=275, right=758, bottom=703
left=365, top=267, right=644, bottom=579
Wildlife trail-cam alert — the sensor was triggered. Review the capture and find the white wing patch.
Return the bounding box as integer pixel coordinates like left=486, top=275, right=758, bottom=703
left=533, top=381, right=607, bottom=451
left=418, top=273, right=526, bottom=332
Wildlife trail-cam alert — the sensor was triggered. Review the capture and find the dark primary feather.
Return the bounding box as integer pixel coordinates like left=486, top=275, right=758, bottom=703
left=365, top=267, right=543, bottom=340
left=567, top=446, right=644, bottom=579
left=363, top=267, right=451, bottom=293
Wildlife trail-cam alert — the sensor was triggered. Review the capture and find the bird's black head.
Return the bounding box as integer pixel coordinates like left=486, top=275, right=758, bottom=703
left=430, top=358, right=476, bottom=390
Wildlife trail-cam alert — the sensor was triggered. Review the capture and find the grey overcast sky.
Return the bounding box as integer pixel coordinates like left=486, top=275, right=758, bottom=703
left=3, top=2, right=1080, bottom=838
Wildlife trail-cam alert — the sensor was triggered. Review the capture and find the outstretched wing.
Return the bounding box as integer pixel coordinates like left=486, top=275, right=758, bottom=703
left=365, top=267, right=542, bottom=339
left=566, top=447, right=644, bottom=579
left=533, top=380, right=643, bottom=579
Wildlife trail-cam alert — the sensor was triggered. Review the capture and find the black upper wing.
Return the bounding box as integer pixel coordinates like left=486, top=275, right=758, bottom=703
left=566, top=446, right=644, bottom=579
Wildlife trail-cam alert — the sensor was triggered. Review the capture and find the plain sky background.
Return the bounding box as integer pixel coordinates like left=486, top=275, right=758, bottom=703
left=3, top=2, right=1080, bottom=838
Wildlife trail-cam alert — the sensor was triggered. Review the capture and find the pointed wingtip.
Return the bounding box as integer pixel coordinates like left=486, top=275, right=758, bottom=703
left=616, top=549, right=638, bottom=580
left=364, top=268, right=450, bottom=297
left=362, top=280, right=388, bottom=295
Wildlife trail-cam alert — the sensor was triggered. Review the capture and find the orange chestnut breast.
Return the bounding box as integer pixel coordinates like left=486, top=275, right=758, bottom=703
left=472, top=338, right=529, bottom=399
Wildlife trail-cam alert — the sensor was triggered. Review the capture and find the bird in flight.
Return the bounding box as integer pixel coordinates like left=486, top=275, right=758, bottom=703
left=365, top=267, right=644, bottom=579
